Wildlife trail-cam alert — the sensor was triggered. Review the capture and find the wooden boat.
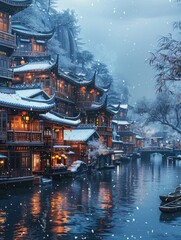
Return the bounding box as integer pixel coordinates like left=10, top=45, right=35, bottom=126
left=159, top=185, right=181, bottom=202
left=160, top=191, right=181, bottom=202
left=67, top=160, right=88, bottom=177
left=159, top=197, right=181, bottom=213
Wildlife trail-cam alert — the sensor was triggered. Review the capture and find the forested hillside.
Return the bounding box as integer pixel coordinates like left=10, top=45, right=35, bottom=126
left=12, top=0, right=129, bottom=104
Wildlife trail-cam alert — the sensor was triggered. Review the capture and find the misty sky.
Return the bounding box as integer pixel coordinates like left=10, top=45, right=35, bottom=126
left=57, top=0, right=180, bottom=103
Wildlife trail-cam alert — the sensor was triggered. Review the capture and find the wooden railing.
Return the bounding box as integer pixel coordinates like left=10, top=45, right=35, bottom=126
left=0, top=31, right=16, bottom=48
left=7, top=131, right=43, bottom=145
left=12, top=51, right=48, bottom=57
left=0, top=67, right=13, bottom=79
left=96, top=126, right=112, bottom=136
left=0, top=169, right=32, bottom=178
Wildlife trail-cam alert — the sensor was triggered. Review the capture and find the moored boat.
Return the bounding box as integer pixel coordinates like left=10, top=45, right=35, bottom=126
left=67, top=160, right=88, bottom=177
left=159, top=184, right=181, bottom=202
left=160, top=191, right=181, bottom=202
left=159, top=197, right=181, bottom=213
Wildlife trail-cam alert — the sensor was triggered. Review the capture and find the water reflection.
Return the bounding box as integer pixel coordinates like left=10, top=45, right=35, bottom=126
left=0, top=158, right=181, bottom=239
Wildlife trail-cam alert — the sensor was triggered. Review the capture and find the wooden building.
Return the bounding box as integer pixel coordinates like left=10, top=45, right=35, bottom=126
left=0, top=0, right=32, bottom=87
left=0, top=86, right=54, bottom=177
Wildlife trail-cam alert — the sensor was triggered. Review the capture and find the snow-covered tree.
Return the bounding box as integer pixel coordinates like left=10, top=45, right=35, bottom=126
left=76, top=50, right=94, bottom=69
left=87, top=139, right=108, bottom=162
left=148, top=1, right=181, bottom=92
left=149, top=34, right=181, bottom=92
left=135, top=90, right=181, bottom=135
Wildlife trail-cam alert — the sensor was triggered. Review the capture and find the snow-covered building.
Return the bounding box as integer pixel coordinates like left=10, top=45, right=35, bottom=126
left=9, top=22, right=82, bottom=172
left=112, top=104, right=137, bottom=154
left=0, top=85, right=55, bottom=177
left=57, top=70, right=116, bottom=149
left=0, top=1, right=128, bottom=179
left=0, top=0, right=32, bottom=86
left=11, top=22, right=56, bottom=96
left=64, top=127, right=99, bottom=164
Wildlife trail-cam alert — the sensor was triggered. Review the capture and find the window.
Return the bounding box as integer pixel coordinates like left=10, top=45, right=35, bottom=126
left=0, top=12, right=9, bottom=32
left=32, top=153, right=41, bottom=171
left=32, top=43, right=44, bottom=52
left=0, top=56, right=8, bottom=68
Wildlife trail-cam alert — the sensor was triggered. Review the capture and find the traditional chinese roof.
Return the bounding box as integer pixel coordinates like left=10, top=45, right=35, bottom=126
left=136, top=135, right=145, bottom=140
left=0, top=0, right=32, bottom=15
left=107, top=102, right=121, bottom=114
left=120, top=104, right=128, bottom=110
left=12, top=22, right=54, bottom=40
left=12, top=59, right=56, bottom=73
left=112, top=120, right=131, bottom=125
left=58, top=70, right=94, bottom=86
left=64, top=128, right=99, bottom=142
left=15, top=87, right=54, bottom=104
left=0, top=87, right=54, bottom=112
left=40, top=111, right=81, bottom=127
left=112, top=140, right=123, bottom=144
left=82, top=93, right=108, bottom=111
left=58, top=70, right=108, bottom=93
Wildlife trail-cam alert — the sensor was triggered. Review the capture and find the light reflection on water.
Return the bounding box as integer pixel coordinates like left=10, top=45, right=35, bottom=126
left=0, top=157, right=181, bottom=239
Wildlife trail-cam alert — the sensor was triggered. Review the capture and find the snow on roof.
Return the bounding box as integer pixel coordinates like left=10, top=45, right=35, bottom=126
left=112, top=140, right=123, bottom=144
left=40, top=112, right=81, bottom=126
left=0, top=90, right=54, bottom=111
left=120, top=104, right=128, bottom=109
left=112, top=120, right=130, bottom=125
left=16, top=88, right=42, bottom=98
left=16, top=88, right=50, bottom=101
left=64, top=129, right=97, bottom=141
left=136, top=135, right=145, bottom=139
left=12, top=23, right=53, bottom=38
left=113, top=150, right=124, bottom=153
left=13, top=61, right=55, bottom=73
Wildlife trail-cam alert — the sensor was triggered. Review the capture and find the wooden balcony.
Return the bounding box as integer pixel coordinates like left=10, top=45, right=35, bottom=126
left=12, top=51, right=48, bottom=57
left=0, top=31, right=16, bottom=49
left=0, top=67, right=13, bottom=80
left=96, top=126, right=113, bottom=136
left=44, top=136, right=64, bottom=148
left=0, top=169, right=32, bottom=178
left=7, top=130, right=43, bottom=146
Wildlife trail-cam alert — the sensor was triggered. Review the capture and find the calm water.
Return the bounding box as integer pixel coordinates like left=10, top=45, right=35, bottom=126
left=1, top=154, right=181, bottom=240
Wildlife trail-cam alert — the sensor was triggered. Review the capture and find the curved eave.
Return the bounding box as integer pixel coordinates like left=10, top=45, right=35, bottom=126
left=107, top=102, right=121, bottom=114
left=40, top=112, right=81, bottom=127
left=22, top=94, right=55, bottom=104
left=95, top=85, right=110, bottom=93
left=85, top=93, right=107, bottom=111
left=58, top=71, right=94, bottom=86
left=0, top=99, right=54, bottom=112
left=50, top=111, right=81, bottom=121
left=12, top=61, right=56, bottom=74
left=1, top=0, right=32, bottom=15
left=85, top=102, right=105, bottom=111
left=106, top=108, right=119, bottom=115
left=12, top=27, right=54, bottom=40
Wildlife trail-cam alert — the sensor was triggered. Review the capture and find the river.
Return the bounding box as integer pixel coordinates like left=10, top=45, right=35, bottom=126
left=0, top=154, right=181, bottom=240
